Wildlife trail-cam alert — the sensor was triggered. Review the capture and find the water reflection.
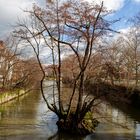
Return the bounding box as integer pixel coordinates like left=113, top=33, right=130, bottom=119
left=136, top=123, right=140, bottom=139
left=0, top=81, right=139, bottom=140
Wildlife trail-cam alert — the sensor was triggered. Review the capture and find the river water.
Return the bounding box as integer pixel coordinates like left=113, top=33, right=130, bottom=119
left=0, top=81, right=140, bottom=140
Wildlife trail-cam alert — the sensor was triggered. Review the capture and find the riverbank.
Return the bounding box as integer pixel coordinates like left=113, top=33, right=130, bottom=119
left=0, top=89, right=30, bottom=105
left=85, top=81, right=140, bottom=108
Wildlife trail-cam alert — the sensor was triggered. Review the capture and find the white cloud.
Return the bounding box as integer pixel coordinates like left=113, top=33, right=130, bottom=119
left=0, top=0, right=47, bottom=37
left=133, top=0, right=140, bottom=2
left=119, top=27, right=131, bottom=34
left=111, top=26, right=131, bottom=41
left=0, top=0, right=35, bottom=19
left=85, top=0, right=125, bottom=11
left=0, top=0, right=36, bottom=37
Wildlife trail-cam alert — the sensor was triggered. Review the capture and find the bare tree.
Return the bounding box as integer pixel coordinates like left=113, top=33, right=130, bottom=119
left=14, top=0, right=117, bottom=134
left=122, top=27, right=140, bottom=88
left=101, top=38, right=125, bottom=85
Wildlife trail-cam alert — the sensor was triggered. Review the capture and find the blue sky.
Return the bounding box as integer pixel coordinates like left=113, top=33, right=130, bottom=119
left=0, top=0, right=140, bottom=38
left=110, top=0, right=140, bottom=30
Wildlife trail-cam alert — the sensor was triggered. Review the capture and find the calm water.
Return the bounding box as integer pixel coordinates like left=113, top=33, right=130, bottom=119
left=0, top=81, right=140, bottom=140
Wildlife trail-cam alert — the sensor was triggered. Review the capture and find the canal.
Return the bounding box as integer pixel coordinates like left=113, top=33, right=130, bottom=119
left=0, top=81, right=140, bottom=140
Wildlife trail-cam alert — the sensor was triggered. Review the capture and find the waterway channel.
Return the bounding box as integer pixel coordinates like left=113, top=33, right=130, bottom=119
left=0, top=81, right=140, bottom=140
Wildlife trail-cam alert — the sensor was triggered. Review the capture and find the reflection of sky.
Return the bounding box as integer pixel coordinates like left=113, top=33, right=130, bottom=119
left=136, top=124, right=140, bottom=139
left=94, top=102, right=136, bottom=135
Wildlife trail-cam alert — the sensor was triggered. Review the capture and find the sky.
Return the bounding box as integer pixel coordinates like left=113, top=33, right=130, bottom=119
left=0, top=0, right=140, bottom=38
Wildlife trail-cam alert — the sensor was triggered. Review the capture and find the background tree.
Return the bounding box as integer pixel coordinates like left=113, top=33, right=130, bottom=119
left=11, top=58, right=43, bottom=90
left=0, top=37, right=20, bottom=89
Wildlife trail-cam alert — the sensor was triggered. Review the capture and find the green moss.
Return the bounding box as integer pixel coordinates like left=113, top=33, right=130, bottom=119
left=82, top=111, right=99, bottom=133
left=84, top=111, right=93, bottom=120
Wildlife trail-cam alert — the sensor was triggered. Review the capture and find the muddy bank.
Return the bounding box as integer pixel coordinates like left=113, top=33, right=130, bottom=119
left=85, top=81, right=140, bottom=108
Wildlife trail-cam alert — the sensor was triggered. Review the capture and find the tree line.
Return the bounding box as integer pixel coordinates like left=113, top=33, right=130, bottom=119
left=61, top=23, right=140, bottom=89
left=0, top=37, right=42, bottom=91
